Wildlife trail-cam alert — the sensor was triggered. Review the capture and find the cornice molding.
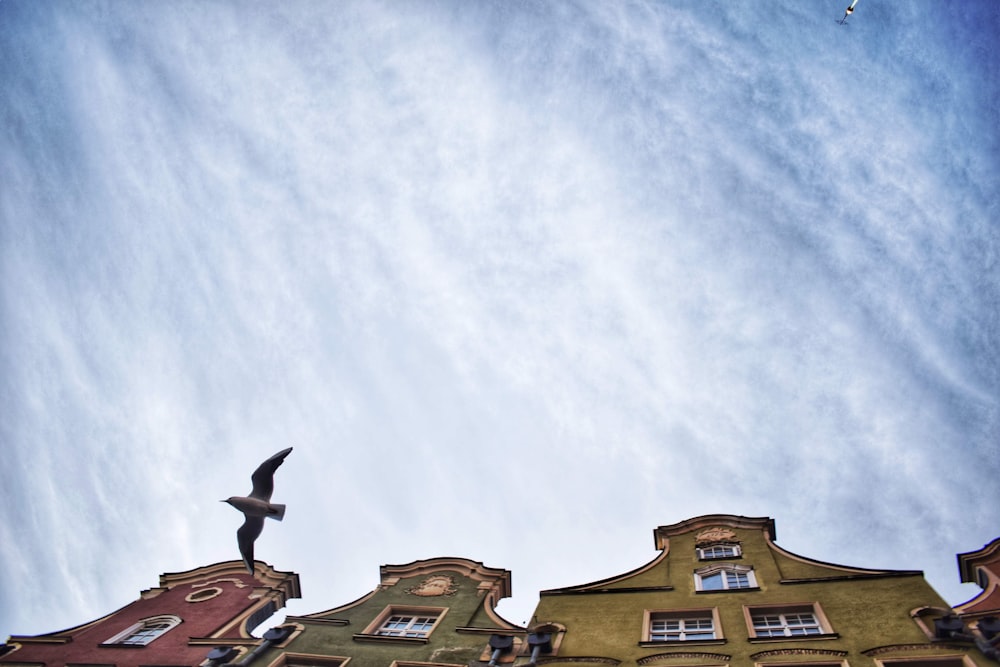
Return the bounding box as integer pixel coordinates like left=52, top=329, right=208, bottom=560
left=540, top=550, right=670, bottom=595
left=637, top=651, right=731, bottom=664
left=4, top=635, right=72, bottom=645
left=765, top=533, right=921, bottom=578
left=957, top=537, right=1000, bottom=582
left=379, top=558, right=511, bottom=600
left=750, top=648, right=848, bottom=658
left=862, top=643, right=970, bottom=656
left=654, top=515, right=776, bottom=549
left=158, top=560, right=301, bottom=601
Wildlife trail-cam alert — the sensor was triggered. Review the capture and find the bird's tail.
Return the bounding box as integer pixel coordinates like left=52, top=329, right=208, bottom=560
left=268, top=503, right=286, bottom=521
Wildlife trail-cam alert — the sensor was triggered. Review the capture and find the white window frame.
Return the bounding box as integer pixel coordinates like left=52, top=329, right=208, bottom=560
left=270, top=654, right=350, bottom=667
left=752, top=610, right=822, bottom=637
left=695, top=564, right=757, bottom=591
left=644, top=608, right=721, bottom=642
left=360, top=605, right=447, bottom=640
left=873, top=658, right=976, bottom=667
left=745, top=603, right=834, bottom=640
left=103, top=614, right=181, bottom=646
left=697, top=543, right=742, bottom=560
left=377, top=614, right=439, bottom=638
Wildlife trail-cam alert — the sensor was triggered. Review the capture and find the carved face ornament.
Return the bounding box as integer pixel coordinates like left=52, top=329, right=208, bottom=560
left=407, top=575, right=458, bottom=597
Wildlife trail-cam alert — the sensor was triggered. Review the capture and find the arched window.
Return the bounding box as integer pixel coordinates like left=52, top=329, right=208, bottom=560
left=103, top=615, right=181, bottom=646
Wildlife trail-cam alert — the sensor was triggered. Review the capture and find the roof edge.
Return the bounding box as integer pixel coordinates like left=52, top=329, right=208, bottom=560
left=654, top=514, right=776, bottom=549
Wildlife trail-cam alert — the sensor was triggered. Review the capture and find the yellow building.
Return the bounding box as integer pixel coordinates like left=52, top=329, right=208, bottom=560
left=527, top=515, right=989, bottom=667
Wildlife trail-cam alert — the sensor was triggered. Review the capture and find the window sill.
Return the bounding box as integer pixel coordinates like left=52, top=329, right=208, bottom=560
left=639, top=638, right=726, bottom=647
left=352, top=633, right=429, bottom=645
left=747, top=633, right=839, bottom=643
left=695, top=587, right=761, bottom=594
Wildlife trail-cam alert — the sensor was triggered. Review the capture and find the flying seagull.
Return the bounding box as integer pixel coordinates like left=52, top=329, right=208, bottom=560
left=839, top=0, right=860, bottom=24
left=223, top=447, right=293, bottom=573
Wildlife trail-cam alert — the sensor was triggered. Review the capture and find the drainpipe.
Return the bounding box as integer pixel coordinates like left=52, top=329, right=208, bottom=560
left=210, top=627, right=292, bottom=667
left=934, top=615, right=1000, bottom=664
left=524, top=632, right=552, bottom=667
left=973, top=634, right=999, bottom=662
left=487, top=634, right=514, bottom=667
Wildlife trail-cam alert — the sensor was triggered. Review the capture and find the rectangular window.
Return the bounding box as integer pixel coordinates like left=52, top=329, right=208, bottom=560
left=746, top=603, right=833, bottom=640
left=697, top=544, right=741, bottom=559
left=643, top=608, right=721, bottom=643
left=358, top=605, right=447, bottom=642
left=102, top=615, right=181, bottom=647
left=377, top=614, right=439, bottom=638
left=752, top=611, right=821, bottom=636
left=277, top=656, right=349, bottom=667
left=875, top=659, right=975, bottom=667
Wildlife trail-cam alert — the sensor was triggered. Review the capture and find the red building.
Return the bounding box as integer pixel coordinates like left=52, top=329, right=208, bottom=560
left=0, top=560, right=299, bottom=667
left=953, top=537, right=1000, bottom=661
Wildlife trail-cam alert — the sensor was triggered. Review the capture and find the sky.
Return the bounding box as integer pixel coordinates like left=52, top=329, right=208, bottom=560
left=1, top=0, right=998, bottom=638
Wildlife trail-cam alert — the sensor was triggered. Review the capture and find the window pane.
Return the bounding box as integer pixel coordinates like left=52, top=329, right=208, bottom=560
left=377, top=612, right=438, bottom=638
left=701, top=572, right=723, bottom=590
left=650, top=614, right=715, bottom=641
left=120, top=619, right=175, bottom=645
left=726, top=572, right=750, bottom=588
left=751, top=609, right=823, bottom=637
left=702, top=545, right=738, bottom=558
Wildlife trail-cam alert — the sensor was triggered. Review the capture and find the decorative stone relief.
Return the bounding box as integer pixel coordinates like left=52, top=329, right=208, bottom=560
left=750, top=648, right=848, bottom=658
left=695, top=527, right=738, bottom=545
left=406, top=575, right=458, bottom=597
left=186, top=586, right=223, bottom=603
left=863, top=643, right=967, bottom=656
left=638, top=652, right=731, bottom=665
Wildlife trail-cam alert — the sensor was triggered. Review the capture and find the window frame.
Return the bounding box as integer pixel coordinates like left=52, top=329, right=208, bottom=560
left=744, top=603, right=837, bottom=641
left=640, top=607, right=724, bottom=645
left=357, top=605, right=447, bottom=643
left=694, top=563, right=758, bottom=592
left=101, top=614, right=182, bottom=646
left=697, top=543, right=742, bottom=560
left=377, top=614, right=439, bottom=638
left=873, top=658, right=976, bottom=667
left=268, top=653, right=351, bottom=667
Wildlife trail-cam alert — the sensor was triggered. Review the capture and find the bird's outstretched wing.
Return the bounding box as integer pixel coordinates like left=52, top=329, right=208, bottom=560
left=248, top=447, right=293, bottom=501
left=237, top=516, right=266, bottom=574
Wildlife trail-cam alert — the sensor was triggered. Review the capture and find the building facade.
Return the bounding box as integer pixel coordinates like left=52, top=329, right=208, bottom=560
left=949, top=538, right=1000, bottom=660
left=5, top=517, right=998, bottom=667
left=0, top=560, right=300, bottom=667
left=529, top=515, right=992, bottom=667
left=255, top=557, right=525, bottom=667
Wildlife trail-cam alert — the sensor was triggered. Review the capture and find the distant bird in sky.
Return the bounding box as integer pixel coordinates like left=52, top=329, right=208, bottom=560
left=839, top=0, right=860, bottom=24
left=223, top=447, right=293, bottom=574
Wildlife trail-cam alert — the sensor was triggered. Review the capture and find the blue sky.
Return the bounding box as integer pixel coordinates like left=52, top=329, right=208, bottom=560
left=1, top=0, right=998, bottom=636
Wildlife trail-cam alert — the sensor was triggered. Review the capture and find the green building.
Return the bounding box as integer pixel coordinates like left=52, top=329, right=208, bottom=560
left=256, top=557, right=524, bottom=667
left=528, top=515, right=990, bottom=667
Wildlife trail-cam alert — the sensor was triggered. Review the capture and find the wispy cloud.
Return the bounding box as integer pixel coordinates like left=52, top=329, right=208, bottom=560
left=1, top=0, right=997, bottom=634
